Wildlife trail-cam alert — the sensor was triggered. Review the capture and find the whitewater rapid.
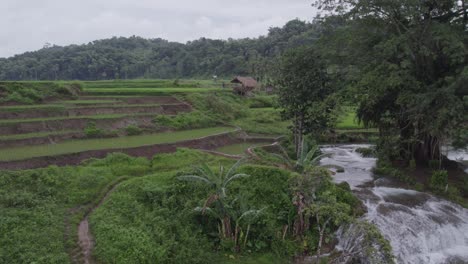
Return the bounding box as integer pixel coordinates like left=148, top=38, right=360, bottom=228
left=320, top=145, right=468, bottom=264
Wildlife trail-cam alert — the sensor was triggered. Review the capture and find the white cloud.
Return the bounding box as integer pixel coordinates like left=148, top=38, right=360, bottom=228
left=0, top=0, right=316, bottom=58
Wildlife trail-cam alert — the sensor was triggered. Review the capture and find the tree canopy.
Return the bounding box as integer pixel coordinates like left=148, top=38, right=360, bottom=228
left=0, top=20, right=320, bottom=81
left=315, top=0, right=468, bottom=162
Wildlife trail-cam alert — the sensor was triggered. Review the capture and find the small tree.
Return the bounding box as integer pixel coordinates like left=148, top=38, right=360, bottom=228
left=276, top=47, right=336, bottom=158
left=178, top=159, right=249, bottom=240
left=307, top=192, right=351, bottom=263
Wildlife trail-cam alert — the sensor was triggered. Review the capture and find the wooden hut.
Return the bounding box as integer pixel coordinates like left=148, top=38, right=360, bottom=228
left=231, top=76, right=258, bottom=95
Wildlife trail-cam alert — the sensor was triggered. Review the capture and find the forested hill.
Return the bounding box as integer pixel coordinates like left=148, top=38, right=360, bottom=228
left=0, top=19, right=320, bottom=81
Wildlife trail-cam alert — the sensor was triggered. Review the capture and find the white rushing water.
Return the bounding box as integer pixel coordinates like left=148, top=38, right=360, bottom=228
left=320, top=145, right=468, bottom=264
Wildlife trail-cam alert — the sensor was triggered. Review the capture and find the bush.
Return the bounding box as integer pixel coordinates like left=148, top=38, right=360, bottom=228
left=154, top=111, right=218, bottom=130
left=355, top=147, right=375, bottom=157
left=84, top=122, right=105, bottom=138
left=430, top=170, right=448, bottom=193
left=125, top=125, right=143, bottom=136
left=248, top=96, right=276, bottom=108
left=0, top=82, right=82, bottom=104
left=373, top=160, right=416, bottom=185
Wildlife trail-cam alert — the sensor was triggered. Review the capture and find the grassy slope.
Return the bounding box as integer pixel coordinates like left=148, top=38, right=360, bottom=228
left=89, top=150, right=292, bottom=264
left=0, top=127, right=234, bottom=161
left=0, top=154, right=154, bottom=264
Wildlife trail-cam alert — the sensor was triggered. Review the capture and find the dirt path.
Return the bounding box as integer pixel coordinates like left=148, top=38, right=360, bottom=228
left=77, top=182, right=122, bottom=264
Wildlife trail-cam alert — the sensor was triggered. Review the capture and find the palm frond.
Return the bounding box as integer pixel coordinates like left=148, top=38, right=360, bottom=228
left=226, top=158, right=246, bottom=178
left=223, top=173, right=250, bottom=188
left=270, top=153, right=293, bottom=167
left=311, top=153, right=333, bottom=165
left=177, top=175, right=212, bottom=185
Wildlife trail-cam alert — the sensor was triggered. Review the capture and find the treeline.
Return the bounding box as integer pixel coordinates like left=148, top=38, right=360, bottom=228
left=0, top=20, right=320, bottom=81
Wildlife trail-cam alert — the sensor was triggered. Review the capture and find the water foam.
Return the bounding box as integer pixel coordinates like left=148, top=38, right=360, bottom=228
left=321, top=145, right=468, bottom=264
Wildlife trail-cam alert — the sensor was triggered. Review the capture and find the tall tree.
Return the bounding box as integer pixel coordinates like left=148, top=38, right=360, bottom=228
left=315, top=0, right=468, bottom=163
left=276, top=47, right=337, bottom=157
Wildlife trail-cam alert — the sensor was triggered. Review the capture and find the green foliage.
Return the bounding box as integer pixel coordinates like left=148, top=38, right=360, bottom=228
left=248, top=96, right=276, bottom=108
left=275, top=46, right=338, bottom=156
left=373, top=160, right=416, bottom=185
left=185, top=92, right=248, bottom=122
left=124, top=125, right=142, bottom=136
left=430, top=170, right=448, bottom=193
left=0, top=127, right=233, bottom=161
left=0, top=154, right=151, bottom=263
left=316, top=0, right=467, bottom=162
left=233, top=108, right=289, bottom=135
left=154, top=111, right=218, bottom=130
left=0, top=82, right=81, bottom=104
left=84, top=121, right=105, bottom=138
left=355, top=147, right=375, bottom=158
left=336, top=221, right=395, bottom=264
left=0, top=20, right=319, bottom=80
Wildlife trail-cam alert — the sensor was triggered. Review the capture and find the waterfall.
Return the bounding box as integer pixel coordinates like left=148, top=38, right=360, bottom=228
left=321, top=145, right=468, bottom=264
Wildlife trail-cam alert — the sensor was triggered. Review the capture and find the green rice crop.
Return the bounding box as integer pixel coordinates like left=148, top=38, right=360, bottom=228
left=0, top=127, right=234, bottom=161
left=0, top=113, right=157, bottom=125
left=0, top=130, right=80, bottom=141
left=215, top=142, right=264, bottom=155
left=84, top=87, right=223, bottom=96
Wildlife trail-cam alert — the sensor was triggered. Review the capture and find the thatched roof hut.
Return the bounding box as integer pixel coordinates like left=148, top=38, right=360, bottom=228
left=231, top=76, right=258, bottom=95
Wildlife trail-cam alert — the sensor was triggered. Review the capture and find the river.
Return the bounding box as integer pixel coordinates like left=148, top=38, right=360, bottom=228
left=320, top=145, right=468, bottom=264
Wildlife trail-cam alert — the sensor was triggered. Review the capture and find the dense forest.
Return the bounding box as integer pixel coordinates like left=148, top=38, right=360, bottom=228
left=0, top=20, right=320, bottom=81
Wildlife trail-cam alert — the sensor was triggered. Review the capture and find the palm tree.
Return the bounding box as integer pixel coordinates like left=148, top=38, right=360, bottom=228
left=178, top=159, right=249, bottom=240
left=266, top=141, right=342, bottom=173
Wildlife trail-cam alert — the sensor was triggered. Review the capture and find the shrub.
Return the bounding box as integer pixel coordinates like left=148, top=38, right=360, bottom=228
left=355, top=147, right=375, bottom=157
left=125, top=125, right=142, bottom=136
left=373, top=160, right=416, bottom=185
left=154, top=111, right=218, bottom=130
left=248, top=96, right=276, bottom=108
left=430, top=170, right=448, bottom=193
left=84, top=122, right=104, bottom=138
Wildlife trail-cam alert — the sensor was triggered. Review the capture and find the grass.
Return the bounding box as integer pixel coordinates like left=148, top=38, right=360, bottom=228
left=84, top=87, right=223, bottom=95
left=0, top=127, right=234, bottom=161
left=216, top=143, right=265, bottom=155
left=0, top=113, right=157, bottom=125
left=0, top=130, right=79, bottom=141
left=78, top=79, right=225, bottom=89
left=233, top=108, right=289, bottom=135
left=0, top=154, right=153, bottom=264
left=336, top=109, right=364, bottom=129
left=0, top=104, right=65, bottom=111
left=60, top=100, right=121, bottom=104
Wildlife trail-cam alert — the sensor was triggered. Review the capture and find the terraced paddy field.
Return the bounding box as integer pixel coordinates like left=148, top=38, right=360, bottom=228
left=0, top=80, right=378, bottom=264
left=0, top=127, right=235, bottom=162
left=0, top=80, right=372, bottom=170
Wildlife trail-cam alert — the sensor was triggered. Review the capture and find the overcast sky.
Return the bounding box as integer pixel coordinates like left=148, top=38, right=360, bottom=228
left=1, top=0, right=316, bottom=58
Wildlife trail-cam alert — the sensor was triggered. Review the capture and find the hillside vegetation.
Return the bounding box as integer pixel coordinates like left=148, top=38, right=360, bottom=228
left=0, top=20, right=319, bottom=81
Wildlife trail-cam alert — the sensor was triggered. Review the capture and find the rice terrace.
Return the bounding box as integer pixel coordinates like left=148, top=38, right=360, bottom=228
left=1, top=1, right=467, bottom=264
